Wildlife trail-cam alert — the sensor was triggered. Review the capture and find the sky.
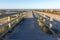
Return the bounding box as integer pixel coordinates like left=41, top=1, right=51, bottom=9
left=0, top=0, right=60, bottom=9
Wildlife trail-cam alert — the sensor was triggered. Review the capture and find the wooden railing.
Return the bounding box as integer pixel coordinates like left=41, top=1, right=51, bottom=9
left=0, top=12, right=27, bottom=38
left=36, top=12, right=60, bottom=31
left=34, top=11, right=60, bottom=38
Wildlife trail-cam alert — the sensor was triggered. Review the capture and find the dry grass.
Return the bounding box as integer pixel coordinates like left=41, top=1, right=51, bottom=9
left=0, top=17, right=8, bottom=24
left=0, top=25, right=9, bottom=35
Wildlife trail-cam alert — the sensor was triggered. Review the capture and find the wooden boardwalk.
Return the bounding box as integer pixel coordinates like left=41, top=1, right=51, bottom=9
left=4, top=11, right=56, bottom=40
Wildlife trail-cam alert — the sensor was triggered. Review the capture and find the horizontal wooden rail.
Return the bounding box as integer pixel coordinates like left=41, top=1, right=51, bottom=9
left=0, top=12, right=17, bottom=19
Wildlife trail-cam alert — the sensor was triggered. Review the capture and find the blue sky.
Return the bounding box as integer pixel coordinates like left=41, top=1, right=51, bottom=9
left=0, top=0, right=60, bottom=9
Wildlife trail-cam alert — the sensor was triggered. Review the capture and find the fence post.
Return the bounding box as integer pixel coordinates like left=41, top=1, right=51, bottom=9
left=16, top=14, right=19, bottom=22
left=8, top=16, right=11, bottom=28
left=43, top=15, right=46, bottom=22
left=50, top=17, right=53, bottom=28
left=19, top=13, right=20, bottom=20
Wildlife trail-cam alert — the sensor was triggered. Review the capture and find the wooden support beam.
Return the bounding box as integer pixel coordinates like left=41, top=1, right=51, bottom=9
left=43, top=15, right=46, bottom=22
left=8, top=16, right=11, bottom=28
left=16, top=14, right=19, bottom=22
left=49, top=17, right=53, bottom=28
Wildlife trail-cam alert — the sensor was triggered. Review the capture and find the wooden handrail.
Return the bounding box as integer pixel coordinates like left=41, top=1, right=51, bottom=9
left=34, top=12, right=60, bottom=39
left=0, top=12, right=27, bottom=39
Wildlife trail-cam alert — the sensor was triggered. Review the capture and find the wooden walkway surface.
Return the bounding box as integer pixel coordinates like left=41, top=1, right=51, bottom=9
left=4, top=11, right=56, bottom=40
